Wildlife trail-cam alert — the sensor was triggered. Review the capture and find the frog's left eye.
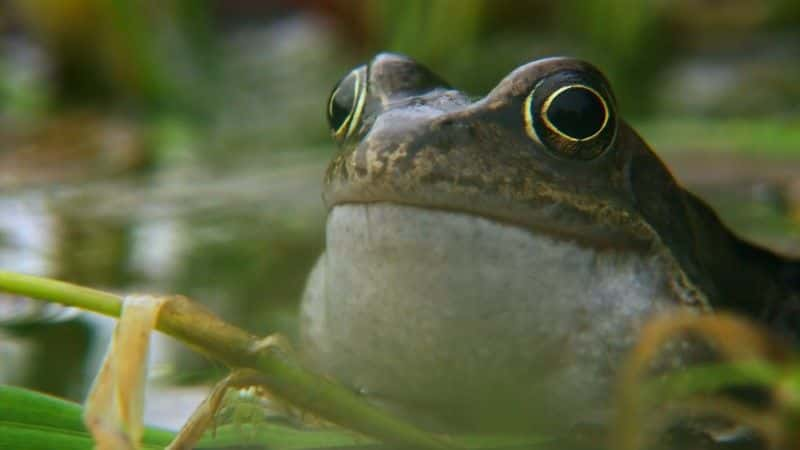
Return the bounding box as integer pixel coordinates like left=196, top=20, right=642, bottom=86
left=327, top=67, right=367, bottom=142
left=524, top=72, right=616, bottom=160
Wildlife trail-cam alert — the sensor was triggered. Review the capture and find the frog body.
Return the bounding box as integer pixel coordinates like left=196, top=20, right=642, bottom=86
left=300, top=53, right=799, bottom=431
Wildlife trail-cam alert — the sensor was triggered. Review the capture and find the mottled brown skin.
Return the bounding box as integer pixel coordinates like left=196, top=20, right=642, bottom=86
left=324, top=53, right=800, bottom=340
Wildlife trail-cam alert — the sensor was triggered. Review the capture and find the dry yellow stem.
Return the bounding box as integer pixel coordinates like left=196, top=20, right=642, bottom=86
left=613, top=312, right=792, bottom=450
left=84, top=295, right=166, bottom=450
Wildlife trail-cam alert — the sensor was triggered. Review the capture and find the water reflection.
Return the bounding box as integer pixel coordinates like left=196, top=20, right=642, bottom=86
left=0, top=153, right=326, bottom=404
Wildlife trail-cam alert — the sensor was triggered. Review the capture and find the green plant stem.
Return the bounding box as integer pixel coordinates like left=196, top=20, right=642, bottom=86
left=0, top=271, right=450, bottom=450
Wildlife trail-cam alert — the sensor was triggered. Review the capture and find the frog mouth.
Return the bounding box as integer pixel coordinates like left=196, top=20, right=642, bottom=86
left=325, top=193, right=655, bottom=252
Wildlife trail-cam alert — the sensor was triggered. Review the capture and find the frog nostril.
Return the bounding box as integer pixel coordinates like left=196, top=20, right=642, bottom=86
left=431, top=117, right=469, bottom=134
left=437, top=118, right=454, bottom=128
left=432, top=114, right=474, bottom=132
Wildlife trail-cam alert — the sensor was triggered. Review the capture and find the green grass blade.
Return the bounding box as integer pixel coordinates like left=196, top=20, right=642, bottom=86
left=0, top=385, right=173, bottom=450
left=1, top=385, right=553, bottom=450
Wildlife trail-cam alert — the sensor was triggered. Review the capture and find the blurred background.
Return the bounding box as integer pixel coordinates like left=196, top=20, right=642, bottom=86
left=0, top=0, right=799, bottom=430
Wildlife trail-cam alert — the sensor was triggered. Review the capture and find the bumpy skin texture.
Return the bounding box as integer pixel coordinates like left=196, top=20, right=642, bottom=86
left=302, top=53, right=800, bottom=431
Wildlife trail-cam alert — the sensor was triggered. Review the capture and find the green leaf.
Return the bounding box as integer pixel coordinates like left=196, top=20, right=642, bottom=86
left=0, top=384, right=553, bottom=450
left=642, top=360, right=783, bottom=402
left=0, top=384, right=172, bottom=450
left=196, top=422, right=369, bottom=449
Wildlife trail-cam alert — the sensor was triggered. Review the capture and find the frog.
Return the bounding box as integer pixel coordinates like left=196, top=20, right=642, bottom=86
left=299, top=53, right=800, bottom=432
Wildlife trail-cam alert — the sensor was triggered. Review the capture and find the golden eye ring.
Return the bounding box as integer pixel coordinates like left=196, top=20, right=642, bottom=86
left=523, top=74, right=617, bottom=160
left=327, top=68, right=367, bottom=141
left=540, top=84, right=609, bottom=142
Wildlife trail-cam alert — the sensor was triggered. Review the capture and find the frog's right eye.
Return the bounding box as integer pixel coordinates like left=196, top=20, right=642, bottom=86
left=523, top=69, right=617, bottom=161
left=327, top=67, right=367, bottom=142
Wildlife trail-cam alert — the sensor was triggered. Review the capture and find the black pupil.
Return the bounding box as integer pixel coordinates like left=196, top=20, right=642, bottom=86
left=327, top=74, right=357, bottom=132
left=545, top=86, right=606, bottom=140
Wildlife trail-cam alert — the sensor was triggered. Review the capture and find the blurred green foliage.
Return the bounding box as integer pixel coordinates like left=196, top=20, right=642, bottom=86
left=0, top=57, right=50, bottom=119
left=354, top=0, right=800, bottom=116
left=638, top=118, right=800, bottom=156
left=3, top=0, right=800, bottom=157
left=368, top=0, right=485, bottom=66
left=7, top=0, right=216, bottom=114
left=556, top=0, right=672, bottom=114
left=370, top=0, right=672, bottom=112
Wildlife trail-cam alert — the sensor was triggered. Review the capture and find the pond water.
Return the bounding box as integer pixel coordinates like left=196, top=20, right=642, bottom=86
left=0, top=151, right=327, bottom=405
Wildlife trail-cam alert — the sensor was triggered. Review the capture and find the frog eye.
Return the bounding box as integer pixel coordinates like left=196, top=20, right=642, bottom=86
left=543, top=86, right=607, bottom=140
left=523, top=73, right=616, bottom=160
left=327, top=67, right=367, bottom=142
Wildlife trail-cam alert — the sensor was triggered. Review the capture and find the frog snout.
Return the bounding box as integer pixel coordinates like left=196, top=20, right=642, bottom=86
left=368, top=52, right=451, bottom=98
